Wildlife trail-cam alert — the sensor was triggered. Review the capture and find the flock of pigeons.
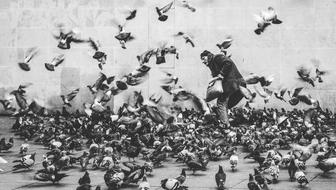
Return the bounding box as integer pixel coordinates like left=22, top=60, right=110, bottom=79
left=0, top=1, right=334, bottom=190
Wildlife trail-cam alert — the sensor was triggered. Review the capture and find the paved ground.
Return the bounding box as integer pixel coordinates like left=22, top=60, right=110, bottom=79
left=1, top=116, right=336, bottom=190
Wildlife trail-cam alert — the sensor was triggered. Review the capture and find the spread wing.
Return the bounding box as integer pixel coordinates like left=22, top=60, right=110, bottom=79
left=67, top=88, right=80, bottom=101
left=161, top=1, right=174, bottom=13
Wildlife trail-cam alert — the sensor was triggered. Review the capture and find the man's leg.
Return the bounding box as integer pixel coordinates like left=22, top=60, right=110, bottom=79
left=217, top=94, right=230, bottom=126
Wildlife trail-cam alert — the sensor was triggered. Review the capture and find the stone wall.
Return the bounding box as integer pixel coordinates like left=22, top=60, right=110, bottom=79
left=1, top=0, right=336, bottom=113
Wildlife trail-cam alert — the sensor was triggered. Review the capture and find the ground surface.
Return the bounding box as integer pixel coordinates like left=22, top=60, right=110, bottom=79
left=1, top=116, right=336, bottom=190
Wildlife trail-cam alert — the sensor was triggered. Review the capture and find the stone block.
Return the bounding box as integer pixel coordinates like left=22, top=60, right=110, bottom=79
left=17, top=28, right=51, bottom=47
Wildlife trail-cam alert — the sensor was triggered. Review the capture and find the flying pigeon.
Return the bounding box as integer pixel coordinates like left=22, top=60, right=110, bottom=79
left=161, top=71, right=178, bottom=85
left=297, top=66, right=315, bottom=87
left=254, top=86, right=273, bottom=103
left=179, top=0, right=196, bottom=12
left=156, top=1, right=174, bottom=22
left=61, top=88, right=80, bottom=107
left=274, top=87, right=287, bottom=102
left=254, top=7, right=282, bottom=35
left=87, top=73, right=114, bottom=94
left=89, top=38, right=107, bottom=70
left=287, top=87, right=304, bottom=105
left=0, top=99, right=16, bottom=112
left=113, top=23, right=135, bottom=49
left=45, top=54, right=65, bottom=71
left=18, top=47, right=39, bottom=71
left=216, top=36, right=233, bottom=56
left=126, top=9, right=137, bottom=20
left=53, top=25, right=87, bottom=49
left=137, top=49, right=156, bottom=65
left=174, top=32, right=195, bottom=47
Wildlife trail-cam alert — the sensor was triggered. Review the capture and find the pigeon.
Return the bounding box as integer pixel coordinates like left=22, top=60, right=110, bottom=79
left=53, top=25, right=87, bottom=49
left=123, top=65, right=151, bottom=86
left=295, top=170, right=308, bottom=186
left=126, top=10, right=137, bottom=20
left=229, top=150, right=239, bottom=171
left=156, top=1, right=174, bottom=22
left=138, top=175, right=150, bottom=190
left=247, top=173, right=260, bottom=190
left=296, top=94, right=319, bottom=108
left=0, top=99, right=16, bottom=112
left=137, top=49, right=156, bottom=65
left=254, top=7, right=282, bottom=35
left=254, top=86, right=273, bottom=103
left=45, top=54, right=65, bottom=71
left=161, top=71, right=178, bottom=85
left=216, top=36, right=233, bottom=55
left=287, top=87, right=304, bottom=105
left=12, top=152, right=36, bottom=171
left=179, top=0, right=196, bottom=12
left=87, top=73, right=114, bottom=94
left=215, top=165, right=226, bottom=190
left=113, top=22, right=135, bottom=49
left=245, top=73, right=273, bottom=87
left=61, top=88, right=80, bottom=107
left=274, top=87, right=287, bottom=102
left=78, top=171, right=91, bottom=185
left=297, top=66, right=315, bottom=87
left=18, top=47, right=39, bottom=71
left=174, top=32, right=195, bottom=47
left=89, top=38, right=107, bottom=70
left=10, top=89, right=28, bottom=111
left=163, top=45, right=179, bottom=59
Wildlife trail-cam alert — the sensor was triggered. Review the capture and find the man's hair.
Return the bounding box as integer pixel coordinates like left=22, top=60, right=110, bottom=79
left=200, top=50, right=213, bottom=58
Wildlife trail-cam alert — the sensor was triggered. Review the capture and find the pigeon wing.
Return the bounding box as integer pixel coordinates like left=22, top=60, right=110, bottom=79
left=161, top=1, right=174, bottom=13
left=67, top=88, right=80, bottom=101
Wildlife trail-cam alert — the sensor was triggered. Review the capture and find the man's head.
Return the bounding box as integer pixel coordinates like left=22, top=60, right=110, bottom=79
left=200, top=50, right=213, bottom=66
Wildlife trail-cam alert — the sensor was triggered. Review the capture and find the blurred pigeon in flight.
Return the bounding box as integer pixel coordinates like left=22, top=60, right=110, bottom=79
left=245, top=73, right=274, bottom=87
left=297, top=65, right=315, bottom=87
left=254, top=85, right=273, bottom=103
left=126, top=10, right=137, bottom=20
left=61, top=88, right=80, bottom=107
left=89, top=38, right=107, bottom=70
left=0, top=99, right=16, bottom=112
left=53, top=25, right=87, bottom=49
left=161, top=71, right=178, bottom=85
left=45, top=54, right=65, bottom=71
left=174, top=32, right=195, bottom=47
left=288, top=87, right=304, bottom=106
left=311, top=59, right=328, bottom=83
left=18, top=47, right=39, bottom=71
left=137, top=49, right=156, bottom=65
left=10, top=89, right=28, bottom=111
left=124, top=65, right=151, bottom=86
left=274, top=87, right=287, bottom=102
left=87, top=73, right=114, bottom=94
left=179, top=0, right=196, bottom=12
left=112, top=19, right=135, bottom=49
left=217, top=36, right=233, bottom=56
left=254, top=7, right=282, bottom=35
left=156, top=1, right=174, bottom=22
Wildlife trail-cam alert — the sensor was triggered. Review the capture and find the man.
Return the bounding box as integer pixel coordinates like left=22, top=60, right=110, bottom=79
left=200, top=50, right=255, bottom=126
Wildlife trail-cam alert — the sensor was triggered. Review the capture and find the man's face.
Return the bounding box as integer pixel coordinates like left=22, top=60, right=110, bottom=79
left=201, top=56, right=209, bottom=66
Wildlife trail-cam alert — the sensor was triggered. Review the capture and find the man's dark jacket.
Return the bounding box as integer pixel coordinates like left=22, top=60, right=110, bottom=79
left=207, top=54, right=246, bottom=108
